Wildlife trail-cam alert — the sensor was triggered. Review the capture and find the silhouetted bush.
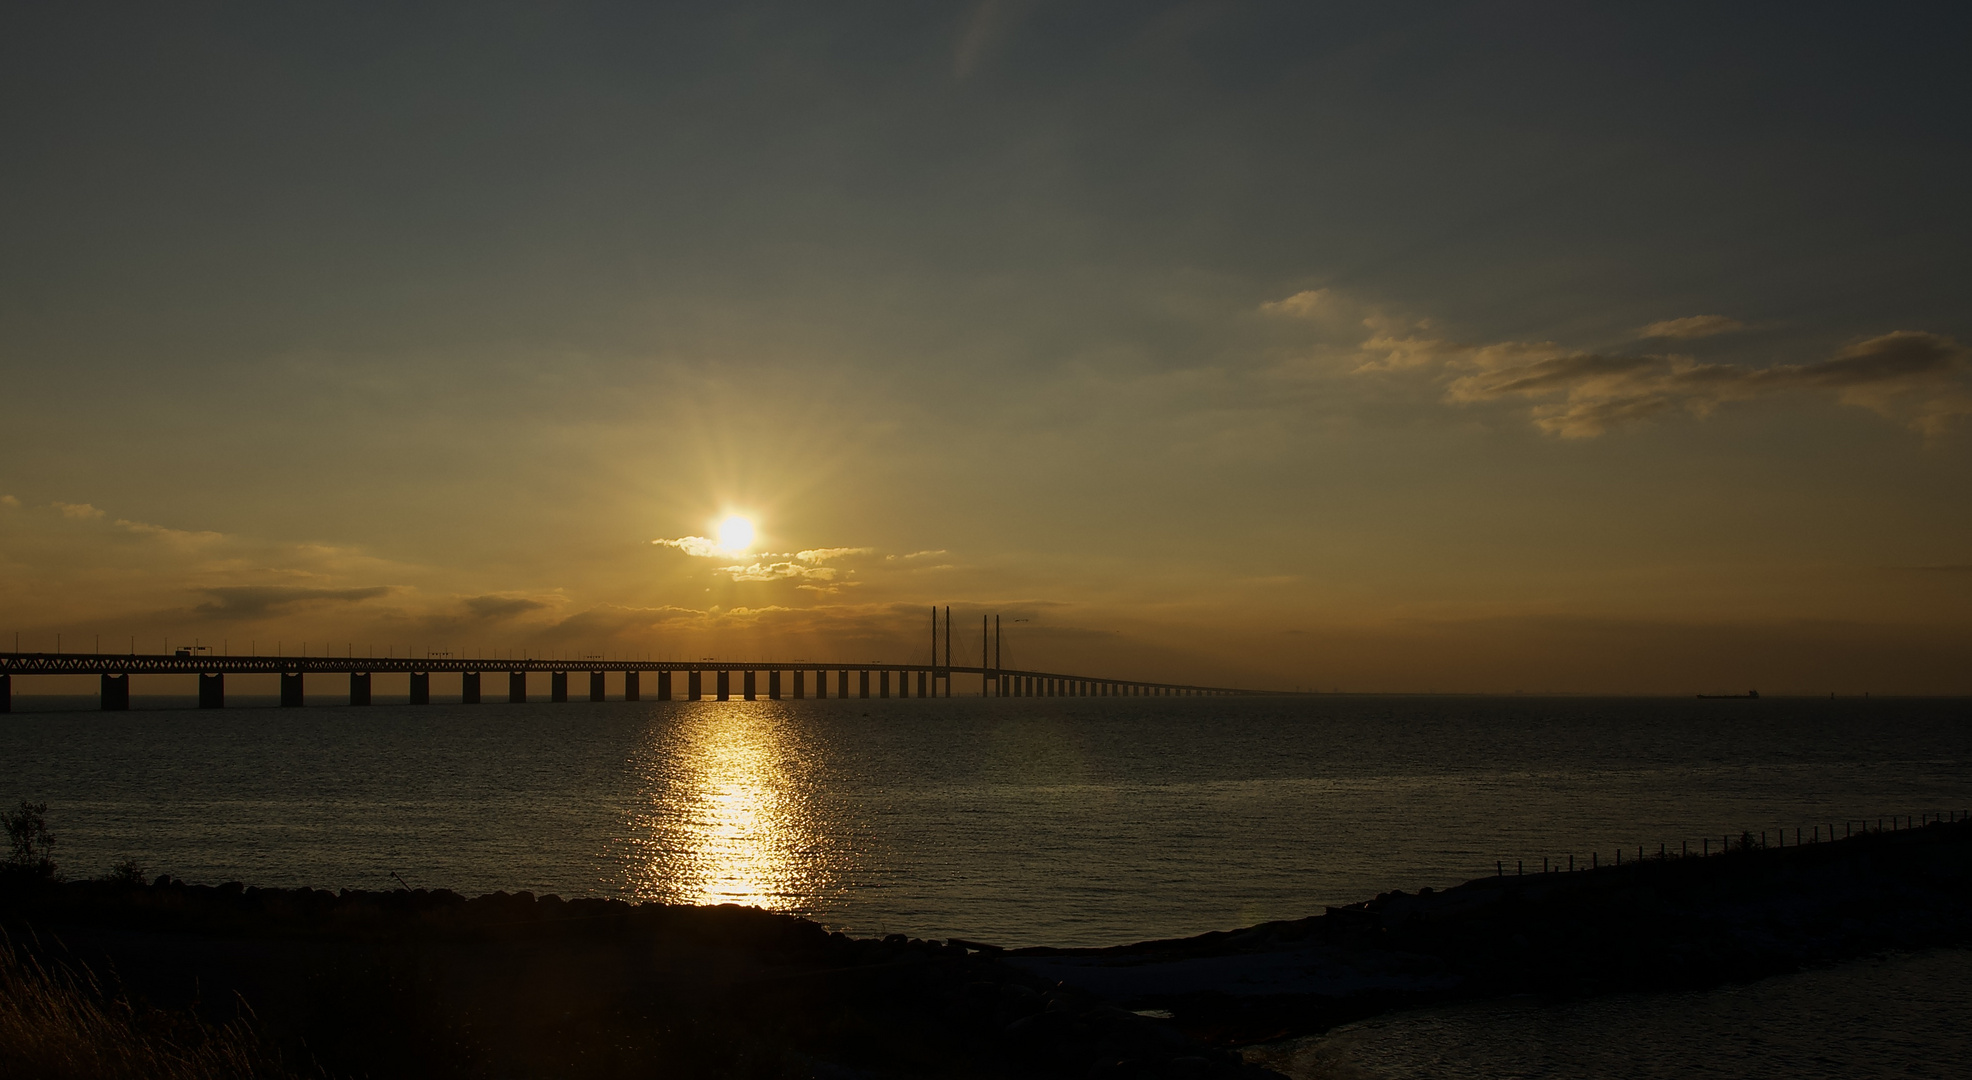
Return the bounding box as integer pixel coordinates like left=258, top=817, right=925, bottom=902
left=100, top=861, right=146, bottom=889
left=2, top=804, right=56, bottom=882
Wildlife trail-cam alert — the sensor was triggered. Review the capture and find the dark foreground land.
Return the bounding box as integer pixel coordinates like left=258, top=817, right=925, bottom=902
left=3, top=820, right=1969, bottom=1078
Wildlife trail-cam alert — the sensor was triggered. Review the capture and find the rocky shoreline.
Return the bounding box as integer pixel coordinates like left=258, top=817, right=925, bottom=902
left=4, top=819, right=1968, bottom=1077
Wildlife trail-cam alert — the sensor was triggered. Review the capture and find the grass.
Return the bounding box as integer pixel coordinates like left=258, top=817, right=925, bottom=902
left=0, top=935, right=289, bottom=1080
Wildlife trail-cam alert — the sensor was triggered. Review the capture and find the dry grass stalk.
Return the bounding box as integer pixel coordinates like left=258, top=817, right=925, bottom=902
left=0, top=936, right=288, bottom=1080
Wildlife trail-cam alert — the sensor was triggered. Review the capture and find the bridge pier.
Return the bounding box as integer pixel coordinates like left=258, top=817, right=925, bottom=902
left=551, top=671, right=569, bottom=702
left=0, top=673, right=7, bottom=713
left=627, top=671, right=642, bottom=701
left=101, top=673, right=129, bottom=710
left=717, top=670, right=731, bottom=700
left=879, top=670, right=890, bottom=698
left=281, top=671, right=305, bottom=707
left=590, top=671, right=606, bottom=701
left=687, top=669, right=701, bottom=700
left=410, top=672, right=430, bottom=705
left=816, top=669, right=830, bottom=698
left=837, top=670, right=849, bottom=698
left=769, top=670, right=782, bottom=699
left=462, top=672, right=481, bottom=704
left=858, top=670, right=870, bottom=698
left=508, top=671, right=526, bottom=703
left=742, top=670, right=756, bottom=700
left=350, top=672, right=371, bottom=706
left=917, top=670, right=927, bottom=696
left=198, top=673, right=224, bottom=709
left=793, top=670, right=805, bottom=699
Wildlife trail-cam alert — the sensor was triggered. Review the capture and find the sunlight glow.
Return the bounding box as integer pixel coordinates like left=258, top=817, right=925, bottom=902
left=716, top=514, right=756, bottom=554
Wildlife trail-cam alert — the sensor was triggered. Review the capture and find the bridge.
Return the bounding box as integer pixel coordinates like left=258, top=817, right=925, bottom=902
left=0, top=654, right=1265, bottom=711
left=0, top=609, right=1273, bottom=710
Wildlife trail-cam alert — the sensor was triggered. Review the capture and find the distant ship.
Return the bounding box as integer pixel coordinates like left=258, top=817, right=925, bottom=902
left=1697, top=690, right=1760, bottom=699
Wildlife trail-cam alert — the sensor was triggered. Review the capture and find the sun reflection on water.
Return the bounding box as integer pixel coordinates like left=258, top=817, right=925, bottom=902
left=628, top=703, right=833, bottom=911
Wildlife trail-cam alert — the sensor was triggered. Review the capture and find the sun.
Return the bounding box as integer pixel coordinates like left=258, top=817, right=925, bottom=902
left=715, top=514, right=756, bottom=554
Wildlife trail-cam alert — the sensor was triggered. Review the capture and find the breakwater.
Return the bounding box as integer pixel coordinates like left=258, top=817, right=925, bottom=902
left=1013, top=816, right=1972, bottom=1045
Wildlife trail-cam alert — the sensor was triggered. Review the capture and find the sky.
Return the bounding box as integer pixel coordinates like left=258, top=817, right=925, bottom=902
left=3, top=1, right=1969, bottom=693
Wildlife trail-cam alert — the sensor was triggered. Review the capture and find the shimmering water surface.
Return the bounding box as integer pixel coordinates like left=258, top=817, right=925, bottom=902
left=5, top=694, right=1968, bottom=947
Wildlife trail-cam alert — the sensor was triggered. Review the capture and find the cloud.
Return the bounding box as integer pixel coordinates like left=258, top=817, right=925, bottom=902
left=195, top=585, right=393, bottom=618
left=656, top=537, right=875, bottom=581
left=1441, top=331, right=1970, bottom=437
left=54, top=502, right=104, bottom=519
left=1321, top=304, right=1971, bottom=438
left=653, top=535, right=725, bottom=558
left=1353, top=333, right=1466, bottom=373
left=714, top=545, right=873, bottom=582
left=460, top=594, right=550, bottom=620
left=0, top=495, right=19, bottom=509
left=794, top=546, right=872, bottom=563
left=113, top=518, right=226, bottom=548
left=1260, top=289, right=1344, bottom=320
left=1261, top=290, right=1458, bottom=375
left=718, top=561, right=838, bottom=582
left=1639, top=315, right=1748, bottom=340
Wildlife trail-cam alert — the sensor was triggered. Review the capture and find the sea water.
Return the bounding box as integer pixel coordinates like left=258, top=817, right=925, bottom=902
left=2, top=694, right=1967, bottom=946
